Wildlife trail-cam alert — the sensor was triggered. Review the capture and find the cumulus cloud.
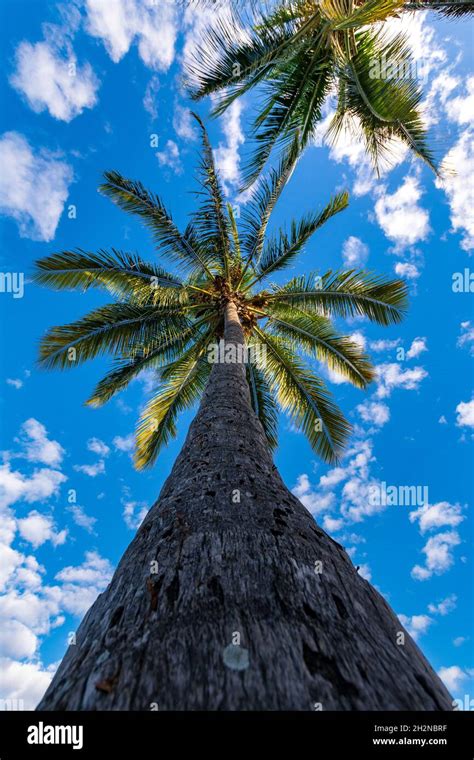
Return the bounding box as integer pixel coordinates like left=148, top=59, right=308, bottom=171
left=428, top=594, right=457, bottom=616
left=87, top=438, right=110, bottom=457
left=113, top=434, right=135, bottom=453
left=10, top=41, right=99, bottom=122
left=374, top=176, right=430, bottom=249
left=173, top=103, right=196, bottom=141
left=356, top=400, right=390, bottom=428
left=213, top=101, right=244, bottom=194
left=122, top=500, right=148, bottom=530
left=66, top=504, right=97, bottom=534
left=411, top=531, right=461, bottom=581
left=437, top=665, right=469, bottom=693
left=292, top=474, right=335, bottom=515
left=409, top=501, right=465, bottom=534
left=436, top=129, right=474, bottom=252
left=0, top=464, right=66, bottom=511
left=73, top=460, right=106, bottom=478
left=457, top=321, right=474, bottom=355
left=156, top=139, right=182, bottom=174
left=18, top=419, right=64, bottom=467
left=85, top=0, right=177, bottom=70
left=455, top=398, right=474, bottom=428
left=54, top=550, right=113, bottom=616
left=375, top=362, right=428, bottom=398
left=0, top=132, right=73, bottom=242
left=398, top=613, right=433, bottom=641
left=0, top=658, right=56, bottom=710
left=394, top=262, right=420, bottom=280
left=17, top=511, right=67, bottom=549
left=406, top=337, right=427, bottom=360
left=342, top=236, right=369, bottom=267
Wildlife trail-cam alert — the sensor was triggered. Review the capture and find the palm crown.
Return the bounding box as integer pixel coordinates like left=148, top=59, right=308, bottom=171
left=34, top=115, right=407, bottom=469
left=187, top=0, right=443, bottom=187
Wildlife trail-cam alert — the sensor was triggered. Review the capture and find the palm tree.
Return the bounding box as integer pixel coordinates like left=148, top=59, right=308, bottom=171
left=35, top=116, right=451, bottom=710
left=187, top=0, right=473, bottom=187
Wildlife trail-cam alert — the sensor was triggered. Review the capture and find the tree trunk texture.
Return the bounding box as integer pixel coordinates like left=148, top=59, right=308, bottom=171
left=37, top=301, right=452, bottom=711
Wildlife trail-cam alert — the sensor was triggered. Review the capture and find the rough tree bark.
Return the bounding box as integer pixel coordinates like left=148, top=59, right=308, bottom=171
left=37, top=300, right=453, bottom=711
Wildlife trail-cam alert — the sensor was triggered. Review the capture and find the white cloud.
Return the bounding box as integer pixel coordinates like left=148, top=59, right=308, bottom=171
left=73, top=460, right=106, bottom=478
left=398, top=613, right=433, bottom=641
left=0, top=619, right=38, bottom=659
left=0, top=464, right=66, bottom=510
left=113, top=434, right=135, bottom=453
left=19, top=419, right=64, bottom=467
left=406, top=337, right=427, bottom=360
left=437, top=665, right=468, bottom=693
left=143, top=74, right=159, bottom=120
left=411, top=531, right=461, bottom=580
left=122, top=500, right=148, bottom=530
left=453, top=636, right=467, bottom=647
left=6, top=378, right=23, bottom=390
left=439, top=415, right=447, bottom=425
left=455, top=398, right=474, bottom=428
left=10, top=41, right=99, bottom=122
left=457, top=321, right=474, bottom=355
left=54, top=550, right=113, bottom=615
left=358, top=563, right=372, bottom=581
left=213, top=101, right=244, bottom=194
left=356, top=400, right=390, bottom=428
left=173, top=103, right=196, bottom=141
left=0, top=658, right=56, bottom=710
left=428, top=594, right=457, bottom=616
left=394, top=261, right=420, bottom=280
left=66, top=504, right=97, bottom=534
left=444, top=77, right=474, bottom=127
left=292, top=474, right=335, bottom=515
left=342, top=236, right=369, bottom=267
left=85, top=0, right=177, bottom=71
left=87, top=437, right=110, bottom=457
left=374, top=176, right=430, bottom=249
left=369, top=338, right=401, bottom=352
left=409, top=501, right=464, bottom=534
left=17, top=511, right=67, bottom=549
left=322, top=516, right=344, bottom=533
left=0, top=132, right=73, bottom=242
left=156, top=139, right=182, bottom=173
left=436, top=129, right=474, bottom=252
left=375, top=362, right=428, bottom=398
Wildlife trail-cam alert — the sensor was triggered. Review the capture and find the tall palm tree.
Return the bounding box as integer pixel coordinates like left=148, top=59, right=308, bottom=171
left=35, top=116, right=451, bottom=710
left=187, top=0, right=473, bottom=187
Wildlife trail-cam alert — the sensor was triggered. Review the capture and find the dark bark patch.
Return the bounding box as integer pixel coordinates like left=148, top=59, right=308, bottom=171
left=166, top=573, right=180, bottom=607
left=208, top=576, right=225, bottom=606
left=332, top=593, right=349, bottom=621
left=415, top=673, right=445, bottom=710
left=109, top=605, right=124, bottom=628
left=302, top=644, right=359, bottom=698
left=302, top=603, right=318, bottom=620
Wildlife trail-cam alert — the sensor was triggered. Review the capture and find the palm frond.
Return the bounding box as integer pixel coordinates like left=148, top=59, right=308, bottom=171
left=191, top=112, right=232, bottom=279
left=247, top=190, right=349, bottom=285
left=265, top=303, right=374, bottom=388
left=38, top=304, right=189, bottom=370
left=266, top=270, right=408, bottom=325
left=253, top=327, right=350, bottom=463
left=246, top=358, right=279, bottom=449
left=99, top=171, right=216, bottom=276
left=135, top=338, right=213, bottom=469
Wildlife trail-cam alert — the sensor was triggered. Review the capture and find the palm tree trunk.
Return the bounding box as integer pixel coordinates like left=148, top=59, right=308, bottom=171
left=37, top=300, right=452, bottom=711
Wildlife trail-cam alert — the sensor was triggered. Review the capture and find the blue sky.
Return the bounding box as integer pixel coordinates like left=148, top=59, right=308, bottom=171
left=0, top=1, right=473, bottom=709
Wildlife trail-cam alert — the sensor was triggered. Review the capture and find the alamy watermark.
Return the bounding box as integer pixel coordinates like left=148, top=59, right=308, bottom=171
left=0, top=272, right=24, bottom=298
left=207, top=339, right=267, bottom=365
left=368, top=482, right=428, bottom=507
